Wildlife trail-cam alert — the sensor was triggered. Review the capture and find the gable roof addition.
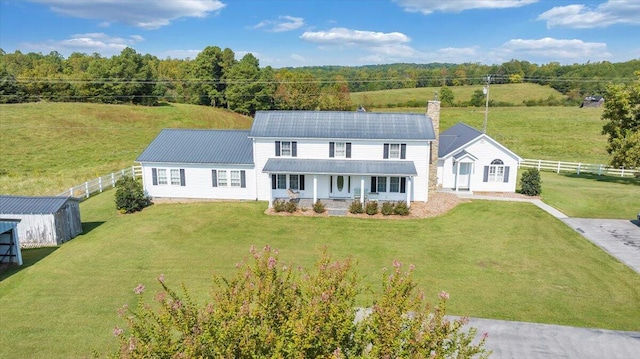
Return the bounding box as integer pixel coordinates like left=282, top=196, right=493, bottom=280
left=0, top=196, right=79, bottom=215
left=136, top=129, right=253, bottom=164
left=438, top=122, right=483, bottom=158
left=250, top=111, right=436, bottom=140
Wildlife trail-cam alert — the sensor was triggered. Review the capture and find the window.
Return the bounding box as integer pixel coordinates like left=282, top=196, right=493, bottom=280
left=486, top=159, right=508, bottom=183
left=277, top=174, right=286, bottom=189
left=390, top=177, right=400, bottom=192
left=152, top=168, right=185, bottom=186
left=335, top=142, right=346, bottom=157
left=218, top=170, right=228, bottom=186
left=157, top=169, right=167, bottom=185
left=281, top=141, right=291, bottom=156
left=377, top=176, right=387, bottom=192
left=289, top=174, right=299, bottom=190
left=383, top=143, right=406, bottom=159
left=389, top=144, right=400, bottom=159
left=230, top=171, right=241, bottom=187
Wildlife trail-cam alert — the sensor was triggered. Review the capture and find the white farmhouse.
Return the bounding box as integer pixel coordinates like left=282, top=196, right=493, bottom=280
left=137, top=102, right=442, bottom=206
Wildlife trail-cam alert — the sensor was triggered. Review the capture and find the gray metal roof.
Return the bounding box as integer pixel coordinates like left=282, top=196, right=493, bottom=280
left=0, top=196, right=79, bottom=215
left=438, top=122, right=483, bottom=158
left=452, top=150, right=477, bottom=160
left=250, top=111, right=436, bottom=140
left=136, top=129, right=253, bottom=164
left=262, top=158, right=417, bottom=176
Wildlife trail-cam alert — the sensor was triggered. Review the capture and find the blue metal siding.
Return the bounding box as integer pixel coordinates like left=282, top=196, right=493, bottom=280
left=136, top=129, right=253, bottom=164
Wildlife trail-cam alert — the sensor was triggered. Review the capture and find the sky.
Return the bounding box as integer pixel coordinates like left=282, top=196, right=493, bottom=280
left=1, top=0, right=639, bottom=68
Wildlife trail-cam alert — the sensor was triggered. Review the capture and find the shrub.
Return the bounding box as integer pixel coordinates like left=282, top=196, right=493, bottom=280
left=349, top=200, right=364, bottom=214
left=365, top=201, right=378, bottom=215
left=285, top=200, right=298, bottom=213
left=393, top=201, right=410, bottom=216
left=520, top=168, right=542, bottom=196
left=272, top=199, right=286, bottom=212
left=381, top=202, right=394, bottom=215
left=313, top=200, right=326, bottom=214
left=113, top=246, right=489, bottom=358
left=114, top=176, right=151, bottom=214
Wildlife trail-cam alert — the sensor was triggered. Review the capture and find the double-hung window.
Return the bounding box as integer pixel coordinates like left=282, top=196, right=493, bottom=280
left=218, top=170, right=228, bottom=186
left=281, top=141, right=291, bottom=156
left=157, top=169, right=167, bottom=185
left=277, top=174, right=286, bottom=189
left=389, top=177, right=400, bottom=192
left=335, top=142, right=346, bottom=157
left=289, top=174, right=299, bottom=190
left=383, top=143, right=406, bottom=159
left=275, top=141, right=297, bottom=157
left=170, top=169, right=181, bottom=185
left=230, top=170, right=241, bottom=187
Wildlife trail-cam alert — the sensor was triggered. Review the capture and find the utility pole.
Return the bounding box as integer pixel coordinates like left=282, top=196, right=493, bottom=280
left=482, top=75, right=491, bottom=133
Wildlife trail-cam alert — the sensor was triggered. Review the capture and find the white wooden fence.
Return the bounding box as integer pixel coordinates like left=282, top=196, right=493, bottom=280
left=520, top=159, right=638, bottom=178
left=57, top=166, right=143, bottom=199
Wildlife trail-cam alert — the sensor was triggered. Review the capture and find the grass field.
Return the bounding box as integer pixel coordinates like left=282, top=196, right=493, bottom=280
left=351, top=83, right=567, bottom=108
left=1, top=192, right=639, bottom=358
left=0, top=100, right=611, bottom=196
left=537, top=172, right=640, bottom=219
left=0, top=102, right=251, bottom=195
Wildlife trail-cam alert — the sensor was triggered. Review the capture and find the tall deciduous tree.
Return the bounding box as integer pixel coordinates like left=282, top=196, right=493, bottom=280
left=225, top=53, right=273, bottom=115
left=440, top=86, right=455, bottom=107
left=601, top=72, right=640, bottom=168
left=274, top=70, right=320, bottom=110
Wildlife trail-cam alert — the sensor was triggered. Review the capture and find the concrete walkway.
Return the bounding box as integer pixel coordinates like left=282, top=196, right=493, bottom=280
left=468, top=318, right=640, bottom=359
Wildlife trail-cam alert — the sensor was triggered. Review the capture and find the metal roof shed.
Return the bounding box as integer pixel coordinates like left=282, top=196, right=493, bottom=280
left=0, top=196, right=82, bottom=248
left=0, top=221, right=22, bottom=266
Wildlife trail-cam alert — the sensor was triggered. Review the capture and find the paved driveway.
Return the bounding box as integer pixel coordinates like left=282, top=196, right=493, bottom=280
left=562, top=218, right=640, bottom=274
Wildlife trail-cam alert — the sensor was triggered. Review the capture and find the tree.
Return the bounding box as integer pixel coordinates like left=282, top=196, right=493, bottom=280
left=114, top=176, right=152, bottom=214
left=274, top=70, right=320, bottom=110
left=601, top=72, right=640, bottom=168
left=519, top=168, right=541, bottom=196
left=225, top=53, right=272, bottom=115
left=470, top=89, right=485, bottom=107
left=113, top=247, right=489, bottom=358
left=440, top=86, right=455, bottom=107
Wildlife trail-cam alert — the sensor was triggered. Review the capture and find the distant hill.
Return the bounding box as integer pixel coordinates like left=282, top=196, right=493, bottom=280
left=351, top=83, right=567, bottom=109
left=0, top=102, right=252, bottom=195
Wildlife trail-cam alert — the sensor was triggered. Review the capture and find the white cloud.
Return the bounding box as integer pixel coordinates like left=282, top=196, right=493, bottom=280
left=30, top=0, right=226, bottom=29
left=500, top=37, right=612, bottom=60
left=301, top=27, right=410, bottom=46
left=300, top=27, right=421, bottom=63
left=20, top=33, right=144, bottom=56
left=395, top=0, right=537, bottom=14
left=253, top=16, right=305, bottom=32
left=436, top=47, right=480, bottom=62
left=537, top=0, right=640, bottom=28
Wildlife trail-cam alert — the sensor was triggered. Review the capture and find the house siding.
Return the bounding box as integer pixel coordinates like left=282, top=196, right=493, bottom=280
left=439, top=137, right=519, bottom=192
left=141, top=163, right=257, bottom=200
left=254, top=138, right=430, bottom=202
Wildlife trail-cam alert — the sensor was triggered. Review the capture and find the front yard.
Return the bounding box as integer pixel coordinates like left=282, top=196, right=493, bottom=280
left=1, top=191, right=639, bottom=358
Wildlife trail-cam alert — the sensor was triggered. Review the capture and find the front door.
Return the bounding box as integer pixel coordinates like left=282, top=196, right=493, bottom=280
left=457, top=163, right=471, bottom=190
left=331, top=175, right=350, bottom=197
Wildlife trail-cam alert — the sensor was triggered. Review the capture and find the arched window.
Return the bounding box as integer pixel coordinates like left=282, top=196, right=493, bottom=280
left=488, top=159, right=505, bottom=182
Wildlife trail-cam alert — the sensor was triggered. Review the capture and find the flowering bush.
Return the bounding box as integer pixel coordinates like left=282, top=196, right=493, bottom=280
left=112, top=246, right=489, bottom=358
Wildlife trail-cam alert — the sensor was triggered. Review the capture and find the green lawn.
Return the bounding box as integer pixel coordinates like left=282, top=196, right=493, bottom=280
left=1, top=191, right=639, bottom=358
left=0, top=102, right=252, bottom=196
left=384, top=106, right=609, bottom=164
left=537, top=172, right=640, bottom=219
left=352, top=83, right=566, bottom=108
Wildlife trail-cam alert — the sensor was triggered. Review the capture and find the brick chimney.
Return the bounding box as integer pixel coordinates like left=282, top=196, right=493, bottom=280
left=426, top=100, right=440, bottom=192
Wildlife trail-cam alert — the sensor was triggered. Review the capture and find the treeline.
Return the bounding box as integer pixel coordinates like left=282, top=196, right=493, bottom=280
left=1, top=46, right=638, bottom=113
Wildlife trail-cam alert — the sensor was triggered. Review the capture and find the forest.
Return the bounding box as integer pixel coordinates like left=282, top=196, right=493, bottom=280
left=1, top=46, right=638, bottom=114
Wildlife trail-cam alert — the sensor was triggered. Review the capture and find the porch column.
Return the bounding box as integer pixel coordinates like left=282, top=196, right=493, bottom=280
left=313, top=175, right=318, bottom=204
left=406, top=176, right=412, bottom=207
left=455, top=162, right=460, bottom=191
left=360, top=177, right=365, bottom=205
left=269, top=174, right=274, bottom=208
